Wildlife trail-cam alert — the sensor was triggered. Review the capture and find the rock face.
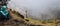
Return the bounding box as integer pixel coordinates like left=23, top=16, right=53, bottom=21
left=7, top=0, right=60, bottom=20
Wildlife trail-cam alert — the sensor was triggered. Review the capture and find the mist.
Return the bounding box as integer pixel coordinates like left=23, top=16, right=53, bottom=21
left=7, top=0, right=60, bottom=20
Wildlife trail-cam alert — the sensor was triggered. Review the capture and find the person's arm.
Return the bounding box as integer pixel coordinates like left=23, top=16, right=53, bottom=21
left=1, top=6, right=8, bottom=16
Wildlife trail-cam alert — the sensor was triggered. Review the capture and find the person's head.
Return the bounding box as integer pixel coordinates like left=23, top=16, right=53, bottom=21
left=0, top=1, right=2, bottom=8
left=2, top=0, right=7, bottom=6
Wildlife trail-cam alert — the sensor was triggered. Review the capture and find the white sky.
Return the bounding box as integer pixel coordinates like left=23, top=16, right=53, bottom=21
left=7, top=0, right=60, bottom=20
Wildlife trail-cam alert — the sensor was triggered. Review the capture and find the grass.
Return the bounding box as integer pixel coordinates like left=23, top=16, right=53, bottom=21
left=9, top=9, right=60, bottom=26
